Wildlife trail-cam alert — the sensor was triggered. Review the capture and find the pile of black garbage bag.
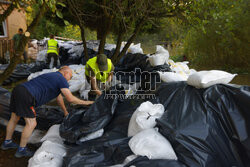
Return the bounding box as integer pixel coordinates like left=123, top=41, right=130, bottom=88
left=0, top=41, right=250, bottom=166
left=59, top=82, right=250, bottom=167
left=0, top=63, right=48, bottom=85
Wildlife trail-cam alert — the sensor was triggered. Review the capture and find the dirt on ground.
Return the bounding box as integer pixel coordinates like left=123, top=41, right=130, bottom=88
left=0, top=125, right=38, bottom=167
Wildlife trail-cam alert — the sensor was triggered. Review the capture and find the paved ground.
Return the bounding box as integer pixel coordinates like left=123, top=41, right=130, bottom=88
left=0, top=125, right=38, bottom=167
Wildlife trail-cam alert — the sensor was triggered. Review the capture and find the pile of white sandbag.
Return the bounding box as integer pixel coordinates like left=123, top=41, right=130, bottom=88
left=127, top=101, right=177, bottom=160
left=28, top=125, right=66, bottom=167
left=149, top=46, right=237, bottom=87
left=158, top=60, right=196, bottom=82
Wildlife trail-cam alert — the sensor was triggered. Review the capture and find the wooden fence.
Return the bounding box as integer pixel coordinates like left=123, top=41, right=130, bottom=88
left=0, top=39, right=12, bottom=63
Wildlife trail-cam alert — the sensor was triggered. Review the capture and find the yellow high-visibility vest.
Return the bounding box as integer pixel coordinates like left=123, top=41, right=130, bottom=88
left=47, top=39, right=58, bottom=55
left=85, top=56, right=112, bottom=83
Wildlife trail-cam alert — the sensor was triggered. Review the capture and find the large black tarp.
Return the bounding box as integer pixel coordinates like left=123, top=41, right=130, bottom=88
left=61, top=82, right=250, bottom=167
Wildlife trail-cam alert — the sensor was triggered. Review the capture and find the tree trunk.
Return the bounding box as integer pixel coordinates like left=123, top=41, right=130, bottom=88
left=0, top=2, right=48, bottom=85
left=98, top=31, right=107, bottom=54
left=113, top=18, right=145, bottom=64
left=0, top=54, right=21, bottom=84
left=80, top=25, right=89, bottom=60
left=111, top=30, right=124, bottom=63
left=0, top=3, right=15, bottom=23
left=98, top=16, right=113, bottom=54
left=97, top=26, right=103, bottom=40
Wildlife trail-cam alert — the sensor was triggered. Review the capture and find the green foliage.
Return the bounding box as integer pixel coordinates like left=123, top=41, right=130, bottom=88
left=30, top=17, right=64, bottom=39
left=58, top=25, right=98, bottom=41
left=183, top=0, right=250, bottom=72
left=26, top=1, right=68, bottom=39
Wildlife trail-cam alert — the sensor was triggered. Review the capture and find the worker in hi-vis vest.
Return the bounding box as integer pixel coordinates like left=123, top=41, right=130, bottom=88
left=85, top=54, right=114, bottom=96
left=47, top=34, right=59, bottom=68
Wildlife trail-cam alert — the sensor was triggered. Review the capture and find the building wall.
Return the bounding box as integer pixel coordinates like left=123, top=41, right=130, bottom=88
left=0, top=3, right=27, bottom=39
left=7, top=8, right=27, bottom=39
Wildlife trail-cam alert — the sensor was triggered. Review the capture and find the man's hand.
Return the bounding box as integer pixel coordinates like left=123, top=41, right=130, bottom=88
left=56, top=94, right=68, bottom=117
left=90, top=77, right=102, bottom=96
left=64, top=111, right=69, bottom=117
left=61, top=88, right=94, bottom=106
left=82, top=100, right=94, bottom=105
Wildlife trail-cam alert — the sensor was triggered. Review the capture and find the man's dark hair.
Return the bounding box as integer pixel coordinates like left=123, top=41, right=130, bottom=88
left=50, top=34, right=55, bottom=39
left=18, top=28, right=23, bottom=32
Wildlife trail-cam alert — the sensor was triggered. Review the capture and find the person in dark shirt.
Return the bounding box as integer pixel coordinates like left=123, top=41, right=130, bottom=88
left=1, top=66, right=94, bottom=158
left=12, top=28, right=27, bottom=63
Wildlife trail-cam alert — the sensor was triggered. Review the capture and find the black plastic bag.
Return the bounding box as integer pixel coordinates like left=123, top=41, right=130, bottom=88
left=60, top=94, right=118, bottom=143
left=156, top=82, right=250, bottom=167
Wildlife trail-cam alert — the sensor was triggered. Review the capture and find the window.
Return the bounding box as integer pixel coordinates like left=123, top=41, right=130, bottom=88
left=0, top=20, right=7, bottom=37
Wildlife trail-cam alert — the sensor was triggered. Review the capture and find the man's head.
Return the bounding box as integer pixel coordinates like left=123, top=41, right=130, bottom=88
left=59, top=66, right=72, bottom=81
left=50, top=34, right=55, bottom=39
left=18, top=28, right=23, bottom=34
left=97, top=54, right=108, bottom=71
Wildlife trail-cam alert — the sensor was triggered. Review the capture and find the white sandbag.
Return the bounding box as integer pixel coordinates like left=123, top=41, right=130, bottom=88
left=147, top=45, right=169, bottom=67
left=158, top=71, right=187, bottom=82
left=187, top=69, right=197, bottom=76
left=59, top=43, right=74, bottom=50
left=28, top=68, right=57, bottom=81
left=129, top=128, right=177, bottom=160
left=128, top=101, right=164, bottom=137
left=40, top=125, right=63, bottom=144
left=127, top=43, right=143, bottom=54
left=187, top=70, right=237, bottom=88
left=79, top=82, right=90, bottom=100
left=36, top=50, right=47, bottom=62
left=79, top=129, right=104, bottom=142
left=67, top=45, right=84, bottom=57
left=28, top=130, right=46, bottom=144
left=69, top=80, right=83, bottom=92
left=67, top=64, right=88, bottom=94
left=105, top=44, right=116, bottom=51
left=31, top=40, right=38, bottom=48
left=175, top=62, right=189, bottom=73
left=167, top=59, right=175, bottom=66
left=28, top=140, right=66, bottom=167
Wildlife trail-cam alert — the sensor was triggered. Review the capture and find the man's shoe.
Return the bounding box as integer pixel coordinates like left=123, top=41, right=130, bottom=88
left=1, top=140, right=18, bottom=150
left=15, top=147, right=34, bottom=158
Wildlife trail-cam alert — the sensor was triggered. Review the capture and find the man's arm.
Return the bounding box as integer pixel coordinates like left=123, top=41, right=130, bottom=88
left=61, top=88, right=94, bottom=105
left=90, top=76, right=102, bottom=96
left=56, top=94, right=68, bottom=116
left=107, top=72, right=114, bottom=83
